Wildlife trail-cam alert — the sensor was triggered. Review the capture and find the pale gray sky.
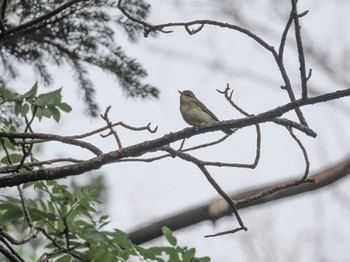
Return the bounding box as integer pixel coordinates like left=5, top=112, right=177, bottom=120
left=14, top=0, right=350, bottom=261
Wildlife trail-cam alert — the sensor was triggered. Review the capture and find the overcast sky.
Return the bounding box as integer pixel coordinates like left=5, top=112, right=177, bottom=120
left=13, top=1, right=350, bottom=261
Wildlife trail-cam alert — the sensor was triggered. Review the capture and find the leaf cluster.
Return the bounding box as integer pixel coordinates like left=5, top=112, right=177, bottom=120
left=0, top=83, right=72, bottom=123
left=0, top=181, right=210, bottom=261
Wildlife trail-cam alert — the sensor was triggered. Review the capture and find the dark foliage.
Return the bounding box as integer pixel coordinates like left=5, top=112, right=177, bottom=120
left=0, top=0, right=159, bottom=116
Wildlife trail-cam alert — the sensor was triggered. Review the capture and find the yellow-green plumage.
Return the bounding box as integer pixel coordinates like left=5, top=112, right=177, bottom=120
left=178, top=90, right=232, bottom=134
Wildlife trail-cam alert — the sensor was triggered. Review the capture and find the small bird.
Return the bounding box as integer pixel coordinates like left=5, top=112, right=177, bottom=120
left=178, top=90, right=233, bottom=134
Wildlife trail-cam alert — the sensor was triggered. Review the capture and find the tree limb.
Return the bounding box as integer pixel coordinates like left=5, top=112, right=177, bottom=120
left=0, top=88, right=349, bottom=188
left=128, top=156, right=350, bottom=244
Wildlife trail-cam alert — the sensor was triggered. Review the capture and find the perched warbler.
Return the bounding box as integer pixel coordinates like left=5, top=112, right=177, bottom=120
left=178, top=90, right=233, bottom=135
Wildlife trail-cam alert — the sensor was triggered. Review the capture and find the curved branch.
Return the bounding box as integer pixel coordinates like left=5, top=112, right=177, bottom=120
left=128, top=156, right=350, bottom=244
left=0, top=88, right=349, bottom=188
left=117, top=0, right=308, bottom=125
left=161, top=146, right=247, bottom=237
left=0, top=132, right=103, bottom=156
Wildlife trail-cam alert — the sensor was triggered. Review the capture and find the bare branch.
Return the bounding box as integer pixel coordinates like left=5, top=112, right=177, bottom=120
left=161, top=146, right=247, bottom=236
left=272, top=118, right=316, bottom=137
left=117, top=0, right=309, bottom=126
left=71, top=120, right=157, bottom=139
left=0, top=132, right=103, bottom=156
left=0, top=88, right=350, bottom=188
left=215, top=85, right=261, bottom=169
left=128, top=157, right=350, bottom=244
left=0, top=242, right=24, bottom=262
left=0, top=158, right=84, bottom=173
left=116, top=134, right=232, bottom=163
left=287, top=127, right=310, bottom=181
left=291, top=0, right=309, bottom=99
left=182, top=133, right=232, bottom=152
left=100, top=106, right=123, bottom=149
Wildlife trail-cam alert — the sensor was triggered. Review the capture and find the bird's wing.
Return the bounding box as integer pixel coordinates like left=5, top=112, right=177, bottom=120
left=193, top=98, right=220, bottom=121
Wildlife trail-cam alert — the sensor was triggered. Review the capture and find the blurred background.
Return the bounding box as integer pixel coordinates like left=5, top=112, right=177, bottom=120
left=7, top=0, right=350, bottom=261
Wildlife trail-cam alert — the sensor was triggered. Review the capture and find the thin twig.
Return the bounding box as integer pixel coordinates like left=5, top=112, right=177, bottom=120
left=205, top=226, right=247, bottom=238
left=235, top=178, right=315, bottom=207
left=216, top=85, right=261, bottom=169
left=287, top=127, right=310, bottom=181
left=161, top=146, right=247, bottom=236
left=275, top=9, right=308, bottom=126
left=70, top=120, right=157, bottom=139
left=272, top=118, right=316, bottom=137
left=291, top=0, right=309, bottom=99
left=100, top=106, right=123, bottom=149
left=182, top=133, right=232, bottom=152
left=15, top=108, right=37, bottom=172
left=17, top=186, right=36, bottom=242
left=1, top=88, right=350, bottom=187
left=115, top=134, right=233, bottom=164
left=117, top=0, right=309, bottom=126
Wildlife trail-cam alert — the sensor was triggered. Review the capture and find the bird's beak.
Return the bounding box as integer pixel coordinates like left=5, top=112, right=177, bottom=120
left=178, top=90, right=182, bottom=94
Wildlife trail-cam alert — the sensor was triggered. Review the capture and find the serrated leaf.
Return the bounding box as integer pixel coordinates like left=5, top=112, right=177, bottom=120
left=22, top=82, right=38, bottom=99
left=57, top=102, right=72, bottom=112
left=162, top=226, right=177, bottom=246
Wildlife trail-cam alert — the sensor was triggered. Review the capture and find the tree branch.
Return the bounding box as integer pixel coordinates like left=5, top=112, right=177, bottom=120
left=117, top=0, right=309, bottom=126
left=0, top=132, right=103, bottom=156
left=0, top=0, right=84, bottom=39
left=0, top=88, right=349, bottom=187
left=128, top=156, right=350, bottom=244
left=291, top=0, right=309, bottom=99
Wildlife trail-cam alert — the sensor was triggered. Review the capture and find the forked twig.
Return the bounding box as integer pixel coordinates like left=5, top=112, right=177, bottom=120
left=162, top=146, right=247, bottom=236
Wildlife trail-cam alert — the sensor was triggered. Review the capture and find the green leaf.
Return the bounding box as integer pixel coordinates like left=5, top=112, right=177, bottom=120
left=10, top=153, right=23, bottom=164
left=57, top=102, right=72, bottom=112
left=197, top=257, right=211, bottom=262
left=182, top=248, right=196, bottom=262
left=21, top=103, right=30, bottom=116
left=1, top=153, right=22, bottom=164
left=41, top=108, right=52, bottom=118
left=51, top=107, right=61, bottom=123
left=34, top=88, right=62, bottom=106
left=3, top=138, right=17, bottom=151
left=14, top=101, right=22, bottom=116
left=162, top=226, right=177, bottom=246
left=35, top=107, right=44, bottom=121
left=0, top=87, right=13, bottom=99
left=22, top=82, right=38, bottom=99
